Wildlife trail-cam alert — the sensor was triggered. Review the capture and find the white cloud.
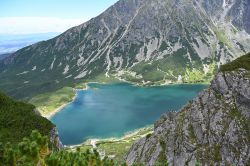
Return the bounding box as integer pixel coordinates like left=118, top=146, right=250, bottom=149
left=0, top=17, right=87, bottom=35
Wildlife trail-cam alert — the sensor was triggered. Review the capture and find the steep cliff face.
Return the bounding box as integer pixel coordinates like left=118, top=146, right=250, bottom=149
left=126, top=55, right=250, bottom=165
left=50, top=127, right=64, bottom=150
left=0, top=0, right=250, bottom=99
left=203, top=0, right=250, bottom=34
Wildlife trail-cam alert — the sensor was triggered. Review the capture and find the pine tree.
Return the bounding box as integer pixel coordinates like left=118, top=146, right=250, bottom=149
left=1, top=130, right=129, bottom=166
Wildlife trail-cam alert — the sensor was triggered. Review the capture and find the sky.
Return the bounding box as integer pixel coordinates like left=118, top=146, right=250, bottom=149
left=0, top=0, right=119, bottom=35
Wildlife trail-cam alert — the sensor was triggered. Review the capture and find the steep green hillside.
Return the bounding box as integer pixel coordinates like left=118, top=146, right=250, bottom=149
left=0, top=92, right=54, bottom=144
left=0, top=131, right=122, bottom=166
left=220, top=52, right=250, bottom=72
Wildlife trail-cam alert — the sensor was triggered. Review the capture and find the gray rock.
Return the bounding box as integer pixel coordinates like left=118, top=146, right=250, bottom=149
left=50, top=127, right=63, bottom=150
left=33, top=108, right=41, bottom=116
left=126, top=70, right=250, bottom=165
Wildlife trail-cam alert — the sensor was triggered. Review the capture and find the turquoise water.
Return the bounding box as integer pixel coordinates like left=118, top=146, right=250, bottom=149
left=51, top=83, right=207, bottom=145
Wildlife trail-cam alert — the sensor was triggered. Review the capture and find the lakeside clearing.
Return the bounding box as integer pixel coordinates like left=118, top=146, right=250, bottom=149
left=29, top=84, right=87, bottom=119
left=66, top=126, right=153, bottom=163
left=29, top=75, right=121, bottom=119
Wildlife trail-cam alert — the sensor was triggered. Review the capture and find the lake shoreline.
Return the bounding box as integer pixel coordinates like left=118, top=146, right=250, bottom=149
left=65, top=125, right=154, bottom=149
left=42, top=85, right=88, bottom=119
left=44, top=81, right=209, bottom=119
left=47, top=82, right=207, bottom=148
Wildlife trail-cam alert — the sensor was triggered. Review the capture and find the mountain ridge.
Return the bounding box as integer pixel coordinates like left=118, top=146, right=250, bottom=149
left=0, top=0, right=250, bottom=100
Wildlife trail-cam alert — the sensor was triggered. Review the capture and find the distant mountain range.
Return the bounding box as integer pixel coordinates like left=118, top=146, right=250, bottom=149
left=0, top=53, right=11, bottom=60
left=0, top=0, right=250, bottom=100
left=0, top=32, right=59, bottom=54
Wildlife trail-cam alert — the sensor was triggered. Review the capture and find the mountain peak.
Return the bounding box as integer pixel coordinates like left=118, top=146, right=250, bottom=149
left=0, top=0, right=250, bottom=99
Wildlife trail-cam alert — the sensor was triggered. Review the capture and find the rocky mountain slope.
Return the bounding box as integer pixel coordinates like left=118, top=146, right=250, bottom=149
left=0, top=53, right=11, bottom=60
left=125, top=53, right=250, bottom=165
left=1, top=0, right=250, bottom=99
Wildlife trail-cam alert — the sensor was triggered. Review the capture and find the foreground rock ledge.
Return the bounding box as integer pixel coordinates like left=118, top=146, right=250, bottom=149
left=126, top=69, right=250, bottom=166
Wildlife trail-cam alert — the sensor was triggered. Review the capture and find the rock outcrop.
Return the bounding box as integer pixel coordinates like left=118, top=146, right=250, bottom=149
left=126, top=68, right=250, bottom=165
left=50, top=127, right=64, bottom=150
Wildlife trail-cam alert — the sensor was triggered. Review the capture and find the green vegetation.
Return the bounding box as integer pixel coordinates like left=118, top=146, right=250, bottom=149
left=120, top=44, right=218, bottom=85
left=0, top=131, right=124, bottom=166
left=213, top=27, right=233, bottom=48
left=0, top=92, right=53, bottom=144
left=146, top=133, right=152, bottom=139
left=156, top=139, right=168, bottom=165
left=131, top=52, right=190, bottom=82
left=229, top=105, right=250, bottom=142
left=184, top=69, right=204, bottom=83
left=97, top=141, right=133, bottom=163
left=220, top=52, right=250, bottom=72
left=29, top=87, right=75, bottom=116
left=28, top=74, right=120, bottom=117
left=47, top=148, right=120, bottom=166
left=0, top=129, right=161, bottom=165
left=85, top=73, right=121, bottom=83
left=184, top=61, right=217, bottom=83
left=213, top=144, right=222, bottom=162
left=0, top=130, right=50, bottom=166
left=79, top=127, right=153, bottom=163
left=74, top=83, right=87, bottom=89
left=188, top=124, right=196, bottom=144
